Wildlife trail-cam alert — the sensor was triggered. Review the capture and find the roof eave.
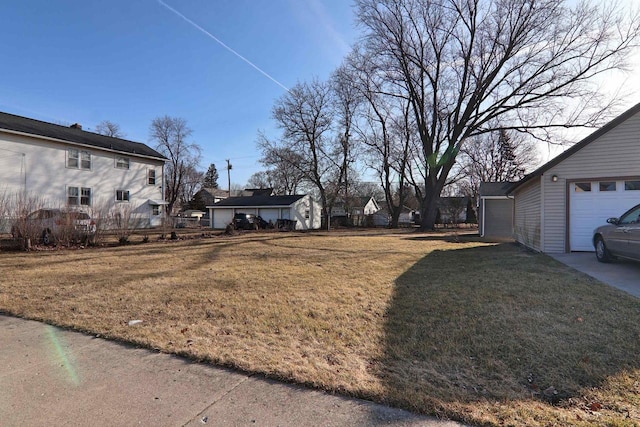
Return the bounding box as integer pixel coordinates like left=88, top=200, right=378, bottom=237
left=0, top=127, right=168, bottom=162
left=508, top=101, right=640, bottom=194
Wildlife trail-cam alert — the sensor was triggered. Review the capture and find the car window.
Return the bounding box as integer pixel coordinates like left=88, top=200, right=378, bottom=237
left=619, top=206, right=640, bottom=225
left=68, top=212, right=90, bottom=220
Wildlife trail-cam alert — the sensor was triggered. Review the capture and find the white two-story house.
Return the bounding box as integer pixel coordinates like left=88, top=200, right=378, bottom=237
left=0, top=111, right=167, bottom=228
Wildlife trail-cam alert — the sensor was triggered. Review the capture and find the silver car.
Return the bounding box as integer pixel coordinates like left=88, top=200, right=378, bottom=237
left=593, top=203, right=640, bottom=263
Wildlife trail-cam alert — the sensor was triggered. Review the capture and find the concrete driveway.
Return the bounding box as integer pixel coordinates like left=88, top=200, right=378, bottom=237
left=551, top=252, right=640, bottom=298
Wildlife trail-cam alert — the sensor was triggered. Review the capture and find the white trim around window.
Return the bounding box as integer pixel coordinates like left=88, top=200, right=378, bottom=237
left=116, top=189, right=130, bottom=202
left=67, top=148, right=92, bottom=170
left=147, top=168, right=156, bottom=185
left=115, top=156, right=130, bottom=170
left=67, top=186, right=92, bottom=206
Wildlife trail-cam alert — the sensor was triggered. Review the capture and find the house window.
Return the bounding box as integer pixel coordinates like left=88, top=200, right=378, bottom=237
left=80, top=151, right=91, bottom=169
left=68, top=186, right=91, bottom=206
left=147, top=169, right=156, bottom=185
left=574, top=182, right=591, bottom=192
left=68, top=186, right=78, bottom=205
left=305, top=209, right=310, bottom=219
left=151, top=205, right=160, bottom=216
left=115, top=156, right=130, bottom=169
left=625, top=181, right=640, bottom=191
left=67, top=149, right=91, bottom=170
left=116, top=190, right=130, bottom=202
left=81, top=187, right=91, bottom=205
left=599, top=182, right=616, bottom=192
left=67, top=149, right=79, bottom=168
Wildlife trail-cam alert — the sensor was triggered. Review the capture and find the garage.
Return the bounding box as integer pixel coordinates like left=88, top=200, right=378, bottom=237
left=206, top=194, right=321, bottom=230
left=569, top=180, right=640, bottom=251
left=509, top=102, right=640, bottom=254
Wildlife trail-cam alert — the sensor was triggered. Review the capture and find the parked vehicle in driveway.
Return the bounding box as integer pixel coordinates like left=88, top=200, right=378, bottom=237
left=11, top=208, right=96, bottom=245
left=232, top=213, right=269, bottom=230
left=593, top=203, right=640, bottom=263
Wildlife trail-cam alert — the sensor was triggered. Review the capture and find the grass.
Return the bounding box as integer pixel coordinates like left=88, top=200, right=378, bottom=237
left=1, top=229, right=639, bottom=426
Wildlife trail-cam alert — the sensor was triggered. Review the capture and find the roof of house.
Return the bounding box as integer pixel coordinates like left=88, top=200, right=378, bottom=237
left=0, top=111, right=166, bottom=160
left=198, top=187, right=229, bottom=198
left=242, top=188, right=274, bottom=196
left=480, top=182, right=515, bottom=197
left=508, top=101, right=640, bottom=194
left=208, top=194, right=306, bottom=208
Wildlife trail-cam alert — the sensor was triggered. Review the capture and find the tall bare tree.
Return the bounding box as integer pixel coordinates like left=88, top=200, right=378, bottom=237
left=259, top=80, right=335, bottom=228
left=95, top=120, right=124, bottom=138
left=355, top=0, right=640, bottom=229
left=347, top=48, right=416, bottom=228
left=150, top=116, right=201, bottom=215
left=180, top=165, right=203, bottom=210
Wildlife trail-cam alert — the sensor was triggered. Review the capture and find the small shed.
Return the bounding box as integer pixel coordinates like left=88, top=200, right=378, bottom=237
left=478, top=182, right=514, bottom=238
left=206, top=194, right=321, bottom=230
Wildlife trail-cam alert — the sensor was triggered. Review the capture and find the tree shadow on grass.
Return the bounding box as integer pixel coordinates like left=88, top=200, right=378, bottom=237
left=376, top=243, right=640, bottom=424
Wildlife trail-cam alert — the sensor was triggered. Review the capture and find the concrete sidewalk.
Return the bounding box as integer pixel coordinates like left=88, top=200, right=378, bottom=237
left=550, top=252, right=640, bottom=298
left=0, top=315, right=461, bottom=427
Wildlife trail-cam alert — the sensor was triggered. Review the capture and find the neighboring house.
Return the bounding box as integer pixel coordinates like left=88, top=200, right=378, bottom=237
left=193, top=187, right=229, bottom=206
left=241, top=188, right=274, bottom=197
left=330, top=196, right=380, bottom=226
left=181, top=210, right=205, bottom=220
left=206, top=194, right=321, bottom=230
left=0, top=111, right=167, bottom=229
left=478, top=182, right=514, bottom=238
left=508, top=102, right=640, bottom=253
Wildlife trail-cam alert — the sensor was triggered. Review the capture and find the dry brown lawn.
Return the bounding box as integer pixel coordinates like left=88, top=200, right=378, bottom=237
left=1, top=229, right=639, bottom=426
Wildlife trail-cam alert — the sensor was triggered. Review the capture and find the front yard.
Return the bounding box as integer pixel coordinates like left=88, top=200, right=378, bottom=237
left=1, top=230, right=639, bottom=425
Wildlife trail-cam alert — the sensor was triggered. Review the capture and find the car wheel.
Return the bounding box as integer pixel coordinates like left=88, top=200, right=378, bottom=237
left=42, top=229, right=52, bottom=245
left=595, top=236, right=612, bottom=263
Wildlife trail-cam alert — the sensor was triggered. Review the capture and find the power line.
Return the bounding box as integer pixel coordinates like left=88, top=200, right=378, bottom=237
left=157, top=0, right=290, bottom=92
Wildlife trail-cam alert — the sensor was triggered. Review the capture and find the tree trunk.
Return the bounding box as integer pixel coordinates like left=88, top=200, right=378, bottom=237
left=420, top=194, right=439, bottom=231
left=390, top=206, right=402, bottom=228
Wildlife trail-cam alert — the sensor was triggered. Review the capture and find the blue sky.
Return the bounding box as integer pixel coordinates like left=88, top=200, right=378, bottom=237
left=1, top=1, right=638, bottom=187
left=0, top=0, right=358, bottom=186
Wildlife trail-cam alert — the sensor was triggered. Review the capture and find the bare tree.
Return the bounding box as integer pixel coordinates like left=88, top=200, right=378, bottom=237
left=457, top=129, right=539, bottom=203
left=258, top=144, right=310, bottom=195
left=329, top=64, right=362, bottom=223
left=95, top=120, right=125, bottom=138
left=347, top=48, right=416, bottom=228
left=355, top=0, right=640, bottom=229
left=259, top=80, right=335, bottom=228
left=180, top=165, right=203, bottom=210
left=150, top=116, right=202, bottom=215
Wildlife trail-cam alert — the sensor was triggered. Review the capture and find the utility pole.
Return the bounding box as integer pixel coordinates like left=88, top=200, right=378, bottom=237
left=226, top=159, right=232, bottom=197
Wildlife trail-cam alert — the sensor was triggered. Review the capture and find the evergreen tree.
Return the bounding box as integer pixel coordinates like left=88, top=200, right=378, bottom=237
left=203, top=163, right=219, bottom=189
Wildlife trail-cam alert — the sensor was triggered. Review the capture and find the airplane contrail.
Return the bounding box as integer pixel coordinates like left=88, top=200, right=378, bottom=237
left=157, top=0, right=290, bottom=92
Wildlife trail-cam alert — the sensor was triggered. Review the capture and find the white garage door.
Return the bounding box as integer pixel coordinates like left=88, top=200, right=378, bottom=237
left=570, top=180, right=640, bottom=251
left=212, top=209, right=234, bottom=229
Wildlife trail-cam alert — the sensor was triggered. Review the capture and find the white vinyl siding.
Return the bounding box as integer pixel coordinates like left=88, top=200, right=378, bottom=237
left=514, top=178, right=541, bottom=251
left=0, top=129, right=165, bottom=229
left=540, top=111, right=640, bottom=253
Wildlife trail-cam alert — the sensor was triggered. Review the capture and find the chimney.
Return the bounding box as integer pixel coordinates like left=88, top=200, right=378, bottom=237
left=70, top=123, right=82, bottom=130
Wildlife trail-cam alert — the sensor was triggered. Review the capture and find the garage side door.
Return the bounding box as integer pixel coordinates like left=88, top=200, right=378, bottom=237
left=570, top=180, right=640, bottom=251
left=484, top=199, right=513, bottom=238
